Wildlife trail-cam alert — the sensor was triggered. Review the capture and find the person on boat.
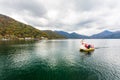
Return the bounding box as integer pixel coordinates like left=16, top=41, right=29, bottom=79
left=81, top=39, right=94, bottom=49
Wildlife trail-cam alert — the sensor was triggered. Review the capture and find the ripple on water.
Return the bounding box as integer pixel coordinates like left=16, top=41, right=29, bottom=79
left=0, top=39, right=120, bottom=80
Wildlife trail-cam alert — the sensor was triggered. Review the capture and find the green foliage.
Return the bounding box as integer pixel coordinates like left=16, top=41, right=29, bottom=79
left=0, top=14, right=66, bottom=40
left=0, top=14, right=48, bottom=40
left=42, top=30, right=66, bottom=39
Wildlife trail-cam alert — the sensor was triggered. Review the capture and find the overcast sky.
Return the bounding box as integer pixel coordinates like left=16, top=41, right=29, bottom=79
left=0, top=0, right=120, bottom=35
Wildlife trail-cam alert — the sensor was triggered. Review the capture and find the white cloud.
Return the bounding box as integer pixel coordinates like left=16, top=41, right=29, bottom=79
left=0, top=0, right=120, bottom=35
left=47, top=10, right=59, bottom=21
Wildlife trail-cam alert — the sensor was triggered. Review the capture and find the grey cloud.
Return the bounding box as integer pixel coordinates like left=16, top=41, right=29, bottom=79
left=0, top=0, right=119, bottom=35
left=73, top=0, right=102, bottom=11
left=75, top=19, right=97, bottom=27
left=0, top=0, right=47, bottom=17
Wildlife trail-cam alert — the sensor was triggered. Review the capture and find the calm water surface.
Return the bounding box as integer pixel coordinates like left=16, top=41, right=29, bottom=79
left=0, top=39, right=120, bottom=80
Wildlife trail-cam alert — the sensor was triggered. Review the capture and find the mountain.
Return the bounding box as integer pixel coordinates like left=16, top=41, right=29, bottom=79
left=0, top=14, right=119, bottom=39
left=54, top=31, right=70, bottom=38
left=42, top=30, right=66, bottom=39
left=54, top=31, right=89, bottom=39
left=55, top=30, right=120, bottom=39
left=91, top=30, right=113, bottom=38
left=106, top=31, right=120, bottom=38
left=0, top=14, right=65, bottom=40
left=70, top=32, right=89, bottom=39
left=91, top=30, right=120, bottom=39
left=0, top=14, right=48, bottom=40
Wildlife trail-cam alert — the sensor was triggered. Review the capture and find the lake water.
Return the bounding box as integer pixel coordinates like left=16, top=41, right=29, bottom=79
left=0, top=39, right=120, bottom=80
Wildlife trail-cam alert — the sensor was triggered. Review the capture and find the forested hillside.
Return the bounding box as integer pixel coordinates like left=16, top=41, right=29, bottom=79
left=42, top=30, right=66, bottom=39
left=0, top=14, right=65, bottom=40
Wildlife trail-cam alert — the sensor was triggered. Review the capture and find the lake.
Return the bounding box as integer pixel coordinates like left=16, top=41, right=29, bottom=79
left=0, top=39, right=120, bottom=80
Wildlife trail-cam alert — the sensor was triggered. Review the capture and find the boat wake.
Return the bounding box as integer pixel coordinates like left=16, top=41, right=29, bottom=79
left=95, top=47, right=109, bottom=49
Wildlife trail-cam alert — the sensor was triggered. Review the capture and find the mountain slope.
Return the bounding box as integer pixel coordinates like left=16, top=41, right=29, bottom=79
left=106, top=31, right=120, bottom=38
left=54, top=31, right=89, bottom=39
left=0, top=14, right=48, bottom=39
left=0, top=14, right=65, bottom=40
left=42, top=30, right=66, bottom=39
left=55, top=30, right=120, bottom=39
left=91, top=30, right=120, bottom=38
left=54, top=31, right=70, bottom=38
left=0, top=14, right=119, bottom=39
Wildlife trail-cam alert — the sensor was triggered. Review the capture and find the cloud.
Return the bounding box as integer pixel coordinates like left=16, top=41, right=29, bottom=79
left=0, top=0, right=120, bottom=35
left=0, top=0, right=46, bottom=17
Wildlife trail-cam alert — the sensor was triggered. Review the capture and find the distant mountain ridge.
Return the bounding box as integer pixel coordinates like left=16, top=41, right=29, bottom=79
left=90, top=30, right=120, bottom=39
left=0, top=13, right=119, bottom=39
left=90, top=30, right=113, bottom=38
left=55, top=30, right=120, bottom=39
left=54, top=31, right=89, bottom=39
left=42, top=30, right=66, bottom=39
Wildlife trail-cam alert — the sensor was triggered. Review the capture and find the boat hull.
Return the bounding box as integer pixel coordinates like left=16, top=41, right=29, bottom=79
left=80, top=48, right=95, bottom=52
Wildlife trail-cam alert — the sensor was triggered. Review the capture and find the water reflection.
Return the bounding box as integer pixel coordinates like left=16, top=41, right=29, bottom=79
left=79, top=51, right=93, bottom=62
left=82, top=51, right=93, bottom=55
left=34, top=40, right=78, bottom=69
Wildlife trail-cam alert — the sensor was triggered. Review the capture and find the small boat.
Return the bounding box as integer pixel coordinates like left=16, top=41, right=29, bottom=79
left=80, top=39, right=95, bottom=52
left=80, top=48, right=95, bottom=52
left=80, top=44, right=95, bottom=52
